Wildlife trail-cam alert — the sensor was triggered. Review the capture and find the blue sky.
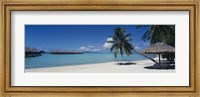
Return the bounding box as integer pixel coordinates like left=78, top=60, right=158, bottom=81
left=25, top=25, right=150, bottom=52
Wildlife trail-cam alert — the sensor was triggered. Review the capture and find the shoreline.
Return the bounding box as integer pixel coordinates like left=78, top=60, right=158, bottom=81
left=25, top=58, right=175, bottom=73
left=26, top=58, right=150, bottom=69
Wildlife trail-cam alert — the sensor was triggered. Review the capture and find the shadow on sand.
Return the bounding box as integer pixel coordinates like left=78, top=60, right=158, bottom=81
left=144, top=63, right=175, bottom=70
left=115, top=62, right=137, bottom=65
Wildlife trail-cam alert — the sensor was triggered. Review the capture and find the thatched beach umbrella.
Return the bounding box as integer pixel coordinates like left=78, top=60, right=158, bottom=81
left=142, top=42, right=175, bottom=65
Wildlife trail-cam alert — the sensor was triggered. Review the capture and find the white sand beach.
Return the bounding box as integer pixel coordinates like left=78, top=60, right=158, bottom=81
left=25, top=58, right=175, bottom=73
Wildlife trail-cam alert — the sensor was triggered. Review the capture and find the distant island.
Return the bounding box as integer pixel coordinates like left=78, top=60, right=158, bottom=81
left=25, top=47, right=84, bottom=58
left=25, top=47, right=42, bottom=58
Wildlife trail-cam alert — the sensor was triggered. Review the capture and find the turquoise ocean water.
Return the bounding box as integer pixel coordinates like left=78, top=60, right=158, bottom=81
left=25, top=52, right=155, bottom=69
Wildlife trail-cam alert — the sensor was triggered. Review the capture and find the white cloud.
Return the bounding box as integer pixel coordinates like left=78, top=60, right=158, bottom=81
left=103, top=37, right=113, bottom=49
left=79, top=37, right=114, bottom=52
left=106, top=37, right=113, bottom=41
left=79, top=45, right=101, bottom=52
left=80, top=46, right=86, bottom=50
left=92, top=48, right=101, bottom=51
left=103, top=42, right=113, bottom=49
left=88, top=45, right=95, bottom=48
left=134, top=46, right=140, bottom=50
left=132, top=43, right=150, bottom=51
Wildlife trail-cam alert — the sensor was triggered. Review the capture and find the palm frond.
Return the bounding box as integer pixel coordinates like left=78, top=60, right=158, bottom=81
left=114, top=49, right=119, bottom=58
left=109, top=27, right=134, bottom=58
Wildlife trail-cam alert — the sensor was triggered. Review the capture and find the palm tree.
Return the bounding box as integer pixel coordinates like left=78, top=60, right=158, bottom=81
left=137, top=25, right=175, bottom=46
left=108, top=27, right=134, bottom=58
left=136, top=25, right=175, bottom=62
left=108, top=27, right=157, bottom=63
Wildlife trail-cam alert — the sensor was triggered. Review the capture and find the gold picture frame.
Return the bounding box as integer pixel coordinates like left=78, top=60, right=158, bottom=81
left=0, top=0, right=199, bottom=97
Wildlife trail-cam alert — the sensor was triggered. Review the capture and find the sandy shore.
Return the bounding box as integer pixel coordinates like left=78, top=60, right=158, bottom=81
left=25, top=58, right=175, bottom=73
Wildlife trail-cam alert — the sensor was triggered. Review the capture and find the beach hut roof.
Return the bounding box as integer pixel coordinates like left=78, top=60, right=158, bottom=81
left=142, top=42, right=175, bottom=54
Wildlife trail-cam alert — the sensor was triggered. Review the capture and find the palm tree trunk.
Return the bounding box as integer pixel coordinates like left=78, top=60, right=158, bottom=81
left=158, top=54, right=161, bottom=65
left=134, top=51, right=158, bottom=64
